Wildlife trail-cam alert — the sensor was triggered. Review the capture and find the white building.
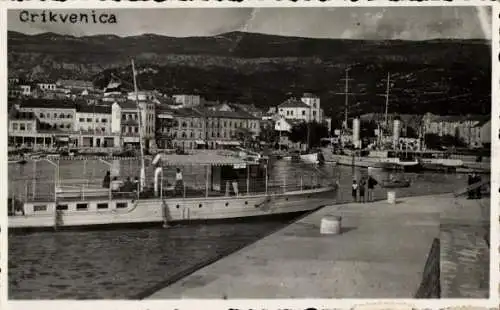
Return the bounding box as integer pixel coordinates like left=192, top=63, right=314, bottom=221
left=300, top=93, right=322, bottom=122
left=277, top=93, right=324, bottom=123
left=36, top=81, right=57, bottom=91
left=172, top=94, right=201, bottom=107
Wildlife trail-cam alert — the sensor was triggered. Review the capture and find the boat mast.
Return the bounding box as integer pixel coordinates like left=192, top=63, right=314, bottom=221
left=336, top=68, right=353, bottom=148
left=377, top=72, right=391, bottom=147
left=131, top=59, right=146, bottom=192
left=384, top=72, right=391, bottom=130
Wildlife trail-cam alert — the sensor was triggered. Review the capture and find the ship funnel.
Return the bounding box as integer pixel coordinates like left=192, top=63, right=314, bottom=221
left=152, top=154, right=162, bottom=166
left=352, top=118, right=360, bottom=148
left=154, top=167, right=163, bottom=196
left=393, top=119, right=401, bottom=149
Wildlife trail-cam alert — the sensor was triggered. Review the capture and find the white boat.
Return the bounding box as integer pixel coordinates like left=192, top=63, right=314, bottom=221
left=300, top=152, right=319, bottom=164
left=8, top=154, right=338, bottom=231
left=283, top=151, right=319, bottom=164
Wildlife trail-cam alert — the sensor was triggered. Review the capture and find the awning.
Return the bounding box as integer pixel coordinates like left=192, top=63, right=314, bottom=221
left=123, top=137, right=140, bottom=143
left=156, top=153, right=255, bottom=166
left=158, top=114, right=173, bottom=119
left=217, top=141, right=241, bottom=146
left=56, top=137, right=69, bottom=142
left=195, top=140, right=206, bottom=145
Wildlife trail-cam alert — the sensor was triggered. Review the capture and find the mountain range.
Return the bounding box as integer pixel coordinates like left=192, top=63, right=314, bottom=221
left=8, top=31, right=491, bottom=123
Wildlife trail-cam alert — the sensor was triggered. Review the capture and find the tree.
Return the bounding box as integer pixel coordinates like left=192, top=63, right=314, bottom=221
left=424, top=133, right=441, bottom=149
left=259, top=125, right=277, bottom=144
left=289, top=121, right=329, bottom=148
left=235, top=127, right=253, bottom=148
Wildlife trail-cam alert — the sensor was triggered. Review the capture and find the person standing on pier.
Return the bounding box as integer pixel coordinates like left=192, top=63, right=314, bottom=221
left=352, top=179, right=358, bottom=202
left=102, top=171, right=111, bottom=189
left=367, top=175, right=378, bottom=202
left=359, top=177, right=366, bottom=203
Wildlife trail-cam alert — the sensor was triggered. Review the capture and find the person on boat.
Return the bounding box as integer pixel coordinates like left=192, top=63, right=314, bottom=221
left=367, top=176, right=378, bottom=202
left=359, top=177, right=366, bottom=203
left=175, top=168, right=184, bottom=196
left=351, top=179, right=358, bottom=202
left=111, top=177, right=122, bottom=192
left=122, top=177, right=134, bottom=193
left=102, top=171, right=111, bottom=189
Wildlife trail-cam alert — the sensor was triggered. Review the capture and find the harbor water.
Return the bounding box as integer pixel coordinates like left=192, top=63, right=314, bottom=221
left=8, top=158, right=471, bottom=299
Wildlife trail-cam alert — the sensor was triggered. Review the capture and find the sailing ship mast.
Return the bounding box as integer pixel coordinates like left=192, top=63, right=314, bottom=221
left=377, top=72, right=391, bottom=147
left=336, top=68, right=353, bottom=148
left=131, top=59, right=146, bottom=192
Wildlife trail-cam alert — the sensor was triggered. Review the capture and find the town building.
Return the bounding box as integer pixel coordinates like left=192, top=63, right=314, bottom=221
left=172, top=94, right=201, bottom=108
left=56, top=79, right=94, bottom=91
left=75, top=104, right=118, bottom=148
left=111, top=100, right=156, bottom=149
left=422, top=113, right=490, bottom=148
left=277, top=93, right=324, bottom=123
left=201, top=103, right=261, bottom=149
left=8, top=99, right=77, bottom=149
left=35, top=81, right=57, bottom=92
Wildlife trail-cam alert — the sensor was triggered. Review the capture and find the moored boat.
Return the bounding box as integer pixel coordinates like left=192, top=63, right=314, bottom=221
left=8, top=153, right=338, bottom=232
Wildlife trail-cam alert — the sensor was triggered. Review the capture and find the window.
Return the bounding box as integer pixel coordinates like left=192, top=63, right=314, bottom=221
left=97, top=203, right=108, bottom=209
left=67, top=124, right=71, bottom=129
left=53, top=113, right=57, bottom=118
left=76, top=203, right=88, bottom=211
left=122, top=115, right=126, bottom=120
left=56, top=204, right=68, bottom=211
left=27, top=123, right=32, bottom=131
left=87, top=118, right=92, bottom=122
left=67, top=114, right=72, bottom=118
left=40, top=113, right=45, bottom=118
left=190, top=132, right=194, bottom=138
left=302, top=110, right=305, bottom=116
left=134, top=127, right=138, bottom=133
left=20, top=124, right=25, bottom=131
left=59, top=113, right=65, bottom=118
left=33, top=205, right=47, bottom=212
left=79, top=118, right=85, bottom=122
left=116, top=202, right=127, bottom=209
left=12, top=123, right=18, bottom=130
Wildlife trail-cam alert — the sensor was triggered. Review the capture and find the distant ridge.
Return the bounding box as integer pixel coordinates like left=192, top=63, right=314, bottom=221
left=7, top=30, right=491, bottom=118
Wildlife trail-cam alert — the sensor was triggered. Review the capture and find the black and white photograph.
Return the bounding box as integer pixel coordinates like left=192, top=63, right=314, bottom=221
left=5, top=5, right=495, bottom=301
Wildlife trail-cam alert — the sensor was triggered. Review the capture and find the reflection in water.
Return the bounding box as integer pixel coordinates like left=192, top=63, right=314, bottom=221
left=8, top=159, right=469, bottom=299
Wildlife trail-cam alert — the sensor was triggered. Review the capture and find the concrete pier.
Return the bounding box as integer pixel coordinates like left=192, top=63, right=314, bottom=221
left=147, top=193, right=489, bottom=299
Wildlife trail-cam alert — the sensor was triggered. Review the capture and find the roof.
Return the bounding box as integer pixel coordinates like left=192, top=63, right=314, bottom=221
left=10, top=110, right=37, bottom=120
left=157, top=152, right=256, bottom=166
left=474, top=119, right=490, bottom=128
left=173, top=108, right=203, bottom=117
left=278, top=99, right=309, bottom=109
left=57, top=79, right=94, bottom=88
left=117, top=100, right=139, bottom=110
left=18, top=99, right=77, bottom=110
left=76, top=104, right=111, bottom=114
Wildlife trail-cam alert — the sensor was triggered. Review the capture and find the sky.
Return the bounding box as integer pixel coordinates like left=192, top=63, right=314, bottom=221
left=8, top=7, right=492, bottom=40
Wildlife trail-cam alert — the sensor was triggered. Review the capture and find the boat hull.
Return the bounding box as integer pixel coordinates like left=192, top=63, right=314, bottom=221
left=9, top=186, right=337, bottom=232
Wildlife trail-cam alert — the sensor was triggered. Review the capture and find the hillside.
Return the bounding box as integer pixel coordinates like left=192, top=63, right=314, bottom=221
left=8, top=31, right=491, bottom=122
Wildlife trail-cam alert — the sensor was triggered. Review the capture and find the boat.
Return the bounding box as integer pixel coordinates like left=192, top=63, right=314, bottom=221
left=283, top=150, right=319, bottom=164
left=7, top=60, right=339, bottom=232
left=8, top=153, right=338, bottom=232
